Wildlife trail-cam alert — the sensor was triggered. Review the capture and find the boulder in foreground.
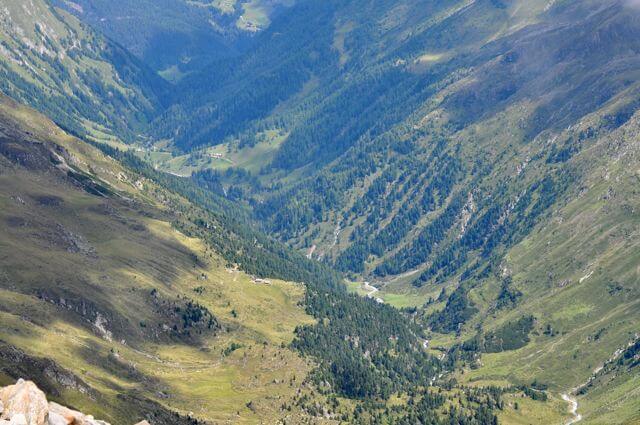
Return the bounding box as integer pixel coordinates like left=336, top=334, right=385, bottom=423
left=0, top=380, right=149, bottom=425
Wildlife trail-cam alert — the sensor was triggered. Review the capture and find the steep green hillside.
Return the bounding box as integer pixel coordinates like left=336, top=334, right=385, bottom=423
left=448, top=98, right=640, bottom=425
left=0, top=94, right=316, bottom=424
left=0, top=0, right=165, bottom=143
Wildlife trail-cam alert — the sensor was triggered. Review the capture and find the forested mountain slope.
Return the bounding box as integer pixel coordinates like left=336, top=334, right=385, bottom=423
left=51, top=0, right=297, bottom=75
left=157, top=0, right=640, bottom=290
left=150, top=0, right=553, bottom=150
left=140, top=1, right=640, bottom=422
left=0, top=95, right=517, bottom=424
left=0, top=0, right=166, bottom=143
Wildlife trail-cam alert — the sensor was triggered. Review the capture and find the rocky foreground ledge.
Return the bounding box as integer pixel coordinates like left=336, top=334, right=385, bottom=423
left=0, top=379, right=149, bottom=425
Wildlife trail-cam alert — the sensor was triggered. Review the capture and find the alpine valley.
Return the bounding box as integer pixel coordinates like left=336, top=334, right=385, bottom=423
left=0, top=0, right=638, bottom=424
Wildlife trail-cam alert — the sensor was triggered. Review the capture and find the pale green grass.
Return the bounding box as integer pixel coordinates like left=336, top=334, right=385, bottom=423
left=145, top=130, right=287, bottom=176
left=580, top=371, right=640, bottom=425
left=498, top=392, right=568, bottom=425
left=237, top=0, right=271, bottom=31
left=158, top=64, right=188, bottom=83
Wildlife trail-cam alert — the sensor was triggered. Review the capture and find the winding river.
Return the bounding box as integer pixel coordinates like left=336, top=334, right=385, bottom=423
left=561, top=393, right=582, bottom=424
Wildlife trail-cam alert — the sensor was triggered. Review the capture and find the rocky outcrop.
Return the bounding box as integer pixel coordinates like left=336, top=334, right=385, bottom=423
left=0, top=380, right=47, bottom=425
left=0, top=380, right=149, bottom=425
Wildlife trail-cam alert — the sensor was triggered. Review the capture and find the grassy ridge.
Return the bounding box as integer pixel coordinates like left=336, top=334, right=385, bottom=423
left=0, top=94, right=316, bottom=423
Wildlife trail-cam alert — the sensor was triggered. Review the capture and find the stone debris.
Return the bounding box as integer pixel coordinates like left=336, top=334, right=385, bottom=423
left=0, top=380, right=149, bottom=425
